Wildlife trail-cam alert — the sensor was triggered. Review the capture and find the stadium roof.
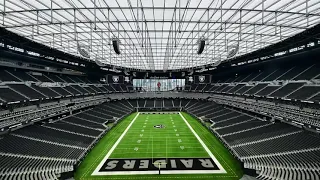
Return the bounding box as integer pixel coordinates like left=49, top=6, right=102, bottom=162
left=1, top=0, right=320, bottom=71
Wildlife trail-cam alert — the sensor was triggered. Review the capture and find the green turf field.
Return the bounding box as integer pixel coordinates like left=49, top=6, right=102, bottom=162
left=74, top=112, right=243, bottom=180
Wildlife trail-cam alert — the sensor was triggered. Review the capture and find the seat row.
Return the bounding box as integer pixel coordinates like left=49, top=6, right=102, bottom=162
left=0, top=100, right=134, bottom=179
left=186, top=101, right=320, bottom=180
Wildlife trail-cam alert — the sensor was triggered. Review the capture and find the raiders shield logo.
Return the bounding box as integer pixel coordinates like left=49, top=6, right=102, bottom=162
left=112, top=76, right=119, bottom=83
left=154, top=124, right=165, bottom=129
left=124, top=76, right=130, bottom=83
left=199, top=75, right=205, bottom=82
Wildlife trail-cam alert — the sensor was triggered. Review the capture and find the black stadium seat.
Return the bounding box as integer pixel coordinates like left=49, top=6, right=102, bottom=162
left=0, top=87, right=28, bottom=102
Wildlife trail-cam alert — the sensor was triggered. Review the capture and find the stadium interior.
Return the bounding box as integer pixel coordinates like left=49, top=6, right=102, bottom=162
left=0, top=0, right=320, bottom=180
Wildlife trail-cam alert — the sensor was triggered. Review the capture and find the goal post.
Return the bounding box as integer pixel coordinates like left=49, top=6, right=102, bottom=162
left=151, top=136, right=168, bottom=175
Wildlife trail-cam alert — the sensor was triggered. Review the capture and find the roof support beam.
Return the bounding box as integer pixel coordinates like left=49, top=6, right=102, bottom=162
left=7, top=20, right=305, bottom=30
left=3, top=7, right=320, bottom=17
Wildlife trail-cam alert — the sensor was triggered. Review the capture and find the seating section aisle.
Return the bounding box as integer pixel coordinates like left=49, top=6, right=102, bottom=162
left=164, top=99, right=173, bottom=107
left=145, top=99, right=154, bottom=107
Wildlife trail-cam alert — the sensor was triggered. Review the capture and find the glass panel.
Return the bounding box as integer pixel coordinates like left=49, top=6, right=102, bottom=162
left=1, top=0, right=319, bottom=70
left=133, top=79, right=185, bottom=91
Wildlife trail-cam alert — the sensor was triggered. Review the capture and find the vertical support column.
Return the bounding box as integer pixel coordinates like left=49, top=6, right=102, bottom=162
left=124, top=31, right=126, bottom=67
left=102, top=31, right=104, bottom=60
left=90, top=23, right=93, bottom=52
left=175, top=9, right=177, bottom=48
left=32, top=25, right=34, bottom=40
left=74, top=9, right=77, bottom=42
left=306, top=0, right=309, bottom=27
left=137, top=0, right=139, bottom=33
left=51, top=0, right=53, bottom=23
left=253, top=24, right=256, bottom=47
left=191, top=31, right=193, bottom=66
left=246, top=40, right=248, bottom=53
left=275, top=11, right=277, bottom=35
left=207, top=9, right=209, bottom=41
left=60, top=23, right=62, bottom=46
left=224, top=23, right=227, bottom=52
left=2, top=0, right=5, bottom=25
left=52, top=34, right=54, bottom=49
left=220, top=0, right=223, bottom=30
left=94, top=0, right=97, bottom=30
left=197, top=21, right=200, bottom=39
left=118, top=21, right=120, bottom=39
left=239, top=10, right=242, bottom=41
left=207, top=9, right=209, bottom=65
left=37, top=11, right=39, bottom=34
left=187, top=36, right=189, bottom=67
left=260, top=34, right=262, bottom=49
left=108, top=8, right=111, bottom=64
left=141, top=5, right=144, bottom=48
left=262, top=0, right=264, bottom=24
left=280, top=26, right=282, bottom=40
left=179, top=0, right=181, bottom=33
left=213, top=32, right=215, bottom=64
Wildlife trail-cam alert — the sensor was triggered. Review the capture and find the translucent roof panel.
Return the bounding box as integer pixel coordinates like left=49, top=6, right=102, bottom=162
left=1, top=0, right=320, bottom=71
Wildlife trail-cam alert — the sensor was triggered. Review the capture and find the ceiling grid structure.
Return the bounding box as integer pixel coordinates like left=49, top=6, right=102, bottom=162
left=0, top=0, right=319, bottom=71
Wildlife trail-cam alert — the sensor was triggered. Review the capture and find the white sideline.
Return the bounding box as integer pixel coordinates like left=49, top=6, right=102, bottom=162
left=92, top=113, right=140, bottom=175
left=178, top=112, right=227, bottom=173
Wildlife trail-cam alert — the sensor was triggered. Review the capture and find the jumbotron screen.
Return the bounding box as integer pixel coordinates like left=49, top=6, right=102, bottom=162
left=133, top=79, right=185, bottom=91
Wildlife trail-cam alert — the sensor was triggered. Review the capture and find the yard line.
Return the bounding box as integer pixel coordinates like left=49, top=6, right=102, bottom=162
left=116, top=142, right=201, bottom=146
left=179, top=112, right=227, bottom=174
left=166, top=136, right=168, bottom=163
left=111, top=151, right=209, bottom=155
left=115, top=147, right=205, bottom=150
left=92, top=113, right=140, bottom=175
left=82, top=115, right=131, bottom=178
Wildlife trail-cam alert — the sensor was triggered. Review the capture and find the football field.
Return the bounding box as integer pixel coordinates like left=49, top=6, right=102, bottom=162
left=75, top=112, right=243, bottom=180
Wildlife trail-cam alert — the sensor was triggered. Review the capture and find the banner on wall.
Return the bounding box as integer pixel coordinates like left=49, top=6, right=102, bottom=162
left=194, top=75, right=211, bottom=84
left=124, top=76, right=133, bottom=84
left=184, top=76, right=193, bottom=84
left=107, top=75, right=124, bottom=84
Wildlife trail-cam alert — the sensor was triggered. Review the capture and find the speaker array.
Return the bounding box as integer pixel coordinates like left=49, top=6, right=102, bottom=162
left=77, top=43, right=90, bottom=58
left=112, top=39, right=121, bottom=54
left=197, top=39, right=206, bottom=54
left=227, top=44, right=239, bottom=58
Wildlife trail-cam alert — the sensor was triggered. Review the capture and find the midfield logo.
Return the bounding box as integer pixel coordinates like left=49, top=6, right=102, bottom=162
left=199, top=75, right=205, bottom=82
left=124, top=76, right=130, bottom=83
left=112, top=76, right=119, bottom=83
left=153, top=124, right=165, bottom=129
